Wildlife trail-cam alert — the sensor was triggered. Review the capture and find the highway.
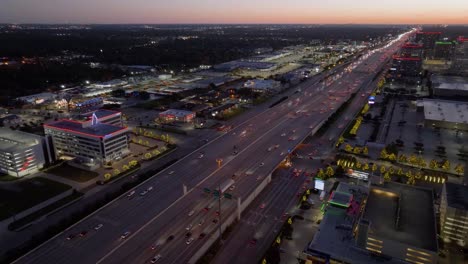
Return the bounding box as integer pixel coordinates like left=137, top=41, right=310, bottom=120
left=211, top=37, right=399, bottom=264
left=14, top=30, right=413, bottom=264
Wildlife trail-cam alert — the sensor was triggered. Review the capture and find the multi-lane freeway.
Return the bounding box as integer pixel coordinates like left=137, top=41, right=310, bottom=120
left=14, top=30, right=413, bottom=264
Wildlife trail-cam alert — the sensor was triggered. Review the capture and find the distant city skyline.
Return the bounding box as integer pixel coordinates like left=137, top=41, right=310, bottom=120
left=1, top=0, right=467, bottom=24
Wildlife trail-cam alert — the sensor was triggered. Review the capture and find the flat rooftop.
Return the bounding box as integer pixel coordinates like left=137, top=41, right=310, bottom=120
left=45, top=120, right=128, bottom=138
left=444, top=182, right=468, bottom=210
left=363, top=182, right=438, bottom=252
left=306, top=182, right=406, bottom=264
left=432, top=75, right=468, bottom=91
left=77, top=109, right=121, bottom=121
left=0, top=127, right=42, bottom=152
left=159, top=109, right=195, bottom=118
left=423, top=99, right=468, bottom=124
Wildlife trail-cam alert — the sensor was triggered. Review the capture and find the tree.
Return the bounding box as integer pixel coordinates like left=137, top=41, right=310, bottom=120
left=353, top=147, right=361, bottom=154
left=397, top=168, right=404, bottom=175
left=144, top=152, right=152, bottom=160
left=380, top=148, right=389, bottom=159
left=122, top=165, right=129, bottom=171
left=356, top=161, right=362, bottom=169
left=429, top=159, right=438, bottom=169
left=152, top=149, right=160, bottom=156
left=409, top=154, right=418, bottom=165
left=384, top=171, right=391, bottom=182
left=129, top=160, right=138, bottom=167
left=455, top=164, right=464, bottom=175
left=380, top=165, right=386, bottom=174
left=398, top=154, right=407, bottom=163
left=363, top=163, right=369, bottom=171
left=388, top=153, right=396, bottom=161
left=326, top=166, right=334, bottom=178
left=344, top=144, right=353, bottom=153
left=372, top=163, right=378, bottom=172
left=441, top=160, right=450, bottom=171
left=104, top=173, right=112, bottom=181
left=113, top=169, right=120, bottom=176
left=362, top=146, right=369, bottom=156
left=317, top=169, right=325, bottom=179
left=418, top=158, right=427, bottom=168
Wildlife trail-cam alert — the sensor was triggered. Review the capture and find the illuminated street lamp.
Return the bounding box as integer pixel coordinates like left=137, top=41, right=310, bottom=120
left=216, top=158, right=223, bottom=168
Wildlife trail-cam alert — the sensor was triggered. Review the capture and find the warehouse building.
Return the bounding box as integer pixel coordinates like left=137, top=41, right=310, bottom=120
left=422, top=99, right=468, bottom=131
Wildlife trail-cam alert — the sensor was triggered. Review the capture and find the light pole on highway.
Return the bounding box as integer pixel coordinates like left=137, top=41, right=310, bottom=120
left=216, top=158, right=223, bottom=168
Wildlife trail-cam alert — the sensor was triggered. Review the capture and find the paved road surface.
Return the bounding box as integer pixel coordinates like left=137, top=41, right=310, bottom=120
left=14, top=30, right=413, bottom=264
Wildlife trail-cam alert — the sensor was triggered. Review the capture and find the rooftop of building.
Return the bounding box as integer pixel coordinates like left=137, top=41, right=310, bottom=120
left=432, top=75, right=468, bottom=91
left=159, top=109, right=195, bottom=117
left=444, top=182, right=468, bottom=211
left=44, top=119, right=128, bottom=138
left=0, top=127, right=43, bottom=152
left=363, top=182, right=438, bottom=252
left=306, top=182, right=406, bottom=264
left=77, top=109, right=121, bottom=121
left=306, top=182, right=437, bottom=263
left=423, top=99, right=468, bottom=124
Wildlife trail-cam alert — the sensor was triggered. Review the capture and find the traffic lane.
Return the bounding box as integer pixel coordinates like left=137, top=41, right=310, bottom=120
left=213, top=171, right=307, bottom=264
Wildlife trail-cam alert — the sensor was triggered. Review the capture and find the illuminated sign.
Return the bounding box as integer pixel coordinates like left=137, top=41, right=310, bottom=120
left=315, top=179, right=325, bottom=190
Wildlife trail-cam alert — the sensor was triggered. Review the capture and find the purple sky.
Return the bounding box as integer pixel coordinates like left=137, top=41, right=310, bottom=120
left=1, top=0, right=467, bottom=24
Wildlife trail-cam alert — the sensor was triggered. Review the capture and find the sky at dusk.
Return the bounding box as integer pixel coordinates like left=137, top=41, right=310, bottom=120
left=1, top=0, right=467, bottom=24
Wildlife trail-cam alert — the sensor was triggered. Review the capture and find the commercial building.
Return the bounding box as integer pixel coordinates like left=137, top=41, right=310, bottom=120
left=0, top=128, right=49, bottom=177
left=158, top=109, right=195, bottom=123
left=433, top=41, right=454, bottom=60
left=440, top=182, right=468, bottom=248
left=16, top=92, right=57, bottom=104
left=77, top=109, right=123, bottom=126
left=303, top=182, right=438, bottom=264
left=44, top=113, right=130, bottom=168
left=70, top=97, right=104, bottom=113
left=242, top=79, right=282, bottom=93
left=389, top=56, right=422, bottom=83
left=415, top=31, right=441, bottom=51
left=399, top=44, right=423, bottom=58
left=431, top=75, right=468, bottom=97
left=450, top=38, right=468, bottom=76
left=422, top=99, right=468, bottom=131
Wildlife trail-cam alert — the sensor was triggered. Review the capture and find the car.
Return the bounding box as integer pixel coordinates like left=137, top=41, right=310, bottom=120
left=147, top=186, right=153, bottom=192
left=121, top=231, right=131, bottom=239
left=215, top=211, right=220, bottom=216
left=274, top=144, right=280, bottom=149
left=203, top=207, right=209, bottom=212
left=288, top=137, right=294, bottom=141
left=199, top=233, right=206, bottom=239
left=199, top=219, right=205, bottom=226
left=79, top=231, right=87, bottom=237
left=186, top=224, right=193, bottom=231
left=185, top=232, right=192, bottom=238
left=140, top=190, right=148, bottom=196
left=166, top=235, right=175, bottom=242
left=260, top=203, right=266, bottom=209
left=94, top=224, right=103, bottom=231
left=249, top=238, right=257, bottom=246
left=66, top=234, right=75, bottom=240
left=188, top=210, right=195, bottom=216
left=186, top=237, right=194, bottom=245
left=267, top=147, right=273, bottom=152
left=229, top=185, right=235, bottom=191
left=168, top=171, right=175, bottom=175
left=127, top=190, right=135, bottom=197
left=281, top=133, right=286, bottom=137
left=151, top=254, right=162, bottom=263
left=212, top=218, right=219, bottom=224
left=259, top=162, right=264, bottom=167
left=151, top=244, right=160, bottom=250
left=280, top=152, right=285, bottom=156
left=198, top=154, right=204, bottom=159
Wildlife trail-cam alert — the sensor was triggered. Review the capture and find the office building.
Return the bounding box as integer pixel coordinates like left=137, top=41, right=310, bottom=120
left=389, top=56, right=422, bottom=83
left=440, top=182, right=468, bottom=247
left=415, top=31, right=441, bottom=51
left=450, top=37, right=468, bottom=76
left=77, top=109, right=123, bottom=126
left=400, top=43, right=423, bottom=58
left=44, top=113, right=130, bottom=168
left=303, top=182, right=438, bottom=264
left=0, top=128, right=48, bottom=177
left=431, top=75, right=468, bottom=97
left=433, top=42, right=454, bottom=60
left=158, top=109, right=195, bottom=123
